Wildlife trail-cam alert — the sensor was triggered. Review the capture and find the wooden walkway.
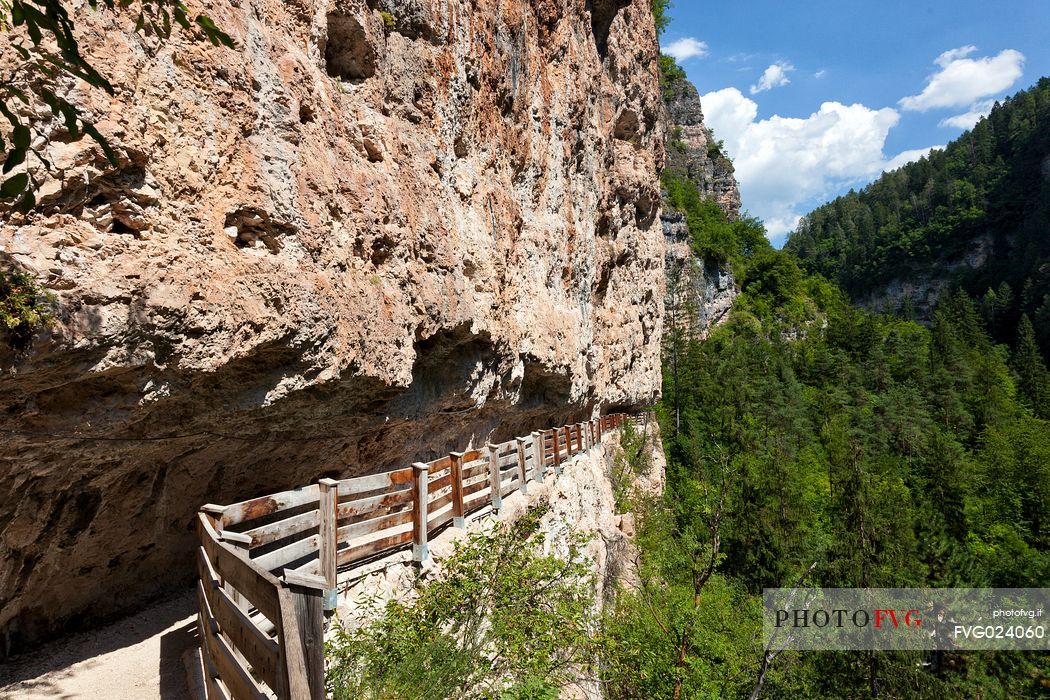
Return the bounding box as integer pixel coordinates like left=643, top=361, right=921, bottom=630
left=195, top=413, right=644, bottom=700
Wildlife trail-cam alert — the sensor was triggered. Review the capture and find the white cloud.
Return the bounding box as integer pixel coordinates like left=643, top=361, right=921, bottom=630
left=701, top=87, right=902, bottom=242
left=664, top=37, right=708, bottom=62
left=883, top=145, right=945, bottom=172
left=699, top=87, right=758, bottom=147
left=814, top=69, right=827, bottom=79
left=750, top=61, right=794, bottom=94
left=724, top=52, right=758, bottom=64
left=939, top=99, right=995, bottom=129
left=936, top=46, right=979, bottom=64
left=899, top=47, right=1024, bottom=111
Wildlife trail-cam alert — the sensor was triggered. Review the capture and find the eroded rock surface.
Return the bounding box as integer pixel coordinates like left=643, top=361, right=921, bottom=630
left=659, top=68, right=740, bottom=340
left=663, top=211, right=737, bottom=339
left=0, top=0, right=664, bottom=654
left=663, top=69, right=740, bottom=221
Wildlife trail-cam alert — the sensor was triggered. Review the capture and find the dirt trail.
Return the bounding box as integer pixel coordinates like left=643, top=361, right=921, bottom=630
left=0, top=591, right=200, bottom=700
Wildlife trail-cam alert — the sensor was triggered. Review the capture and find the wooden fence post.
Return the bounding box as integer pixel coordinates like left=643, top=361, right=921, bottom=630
left=487, top=443, right=502, bottom=516
left=317, top=478, right=338, bottom=611
left=552, top=427, right=561, bottom=473
left=450, top=451, right=466, bottom=528
left=281, top=571, right=326, bottom=700
left=576, top=423, right=585, bottom=452
left=531, top=431, right=544, bottom=483
left=217, top=530, right=252, bottom=612
left=411, top=462, right=430, bottom=562
left=515, top=437, right=528, bottom=494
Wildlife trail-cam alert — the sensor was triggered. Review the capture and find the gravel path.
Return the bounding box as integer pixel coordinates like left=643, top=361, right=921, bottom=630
left=0, top=591, right=201, bottom=700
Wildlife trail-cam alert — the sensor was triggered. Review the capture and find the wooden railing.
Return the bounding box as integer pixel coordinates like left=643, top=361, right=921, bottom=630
left=196, top=413, right=640, bottom=699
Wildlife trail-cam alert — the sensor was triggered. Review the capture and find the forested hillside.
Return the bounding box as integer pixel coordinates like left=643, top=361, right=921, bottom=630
left=619, top=166, right=1050, bottom=694
left=597, top=72, right=1050, bottom=692
left=786, top=78, right=1050, bottom=359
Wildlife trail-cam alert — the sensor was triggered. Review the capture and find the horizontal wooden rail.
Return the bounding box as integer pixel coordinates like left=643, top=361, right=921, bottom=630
left=197, top=412, right=648, bottom=699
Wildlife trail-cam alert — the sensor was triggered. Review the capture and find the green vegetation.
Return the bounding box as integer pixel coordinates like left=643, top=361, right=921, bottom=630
left=786, top=78, right=1050, bottom=362
left=325, top=236, right=1050, bottom=697
left=1, top=0, right=232, bottom=212
left=651, top=0, right=672, bottom=35
left=667, top=126, right=687, bottom=155
left=326, top=504, right=598, bottom=700
left=379, top=10, right=395, bottom=31
left=611, top=420, right=653, bottom=511
left=0, top=266, right=53, bottom=349
left=662, top=169, right=768, bottom=273
left=658, top=54, right=688, bottom=97
left=706, top=136, right=725, bottom=160
left=627, top=190, right=1050, bottom=695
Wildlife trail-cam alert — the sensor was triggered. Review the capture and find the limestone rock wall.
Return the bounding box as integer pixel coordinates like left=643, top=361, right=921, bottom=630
left=659, top=69, right=739, bottom=340
left=663, top=70, right=740, bottom=220
left=662, top=211, right=736, bottom=339
left=855, top=234, right=994, bottom=321
left=0, top=0, right=665, bottom=654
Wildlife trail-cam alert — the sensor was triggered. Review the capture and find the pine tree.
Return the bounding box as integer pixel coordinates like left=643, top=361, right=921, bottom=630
left=1012, top=314, right=1049, bottom=418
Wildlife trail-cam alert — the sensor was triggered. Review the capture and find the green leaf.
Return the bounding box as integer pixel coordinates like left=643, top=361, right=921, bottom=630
left=24, top=16, right=43, bottom=43
left=7, top=86, right=30, bottom=104
left=12, top=125, right=31, bottom=151
left=39, top=51, right=114, bottom=94
left=172, top=6, right=190, bottom=30
left=0, top=102, right=18, bottom=128
left=196, top=15, right=235, bottom=48
left=1, top=173, right=29, bottom=198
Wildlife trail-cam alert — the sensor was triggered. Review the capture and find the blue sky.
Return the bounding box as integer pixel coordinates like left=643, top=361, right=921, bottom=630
left=660, top=0, right=1050, bottom=244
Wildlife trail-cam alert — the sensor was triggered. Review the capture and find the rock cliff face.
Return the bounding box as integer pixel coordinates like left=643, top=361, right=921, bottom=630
left=663, top=70, right=740, bottom=221
left=662, top=211, right=736, bottom=338
left=855, top=234, right=994, bottom=321
left=0, top=0, right=665, bottom=654
left=660, top=69, right=738, bottom=339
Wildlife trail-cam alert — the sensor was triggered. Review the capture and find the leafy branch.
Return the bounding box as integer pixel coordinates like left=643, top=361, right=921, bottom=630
left=0, top=263, right=54, bottom=349
left=0, top=0, right=233, bottom=213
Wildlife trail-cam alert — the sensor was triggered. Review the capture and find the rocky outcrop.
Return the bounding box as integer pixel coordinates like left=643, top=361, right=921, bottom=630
left=662, top=211, right=736, bottom=338
left=663, top=68, right=740, bottom=221
left=659, top=67, right=739, bottom=339
left=0, top=0, right=665, bottom=654
left=856, top=234, right=994, bottom=321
